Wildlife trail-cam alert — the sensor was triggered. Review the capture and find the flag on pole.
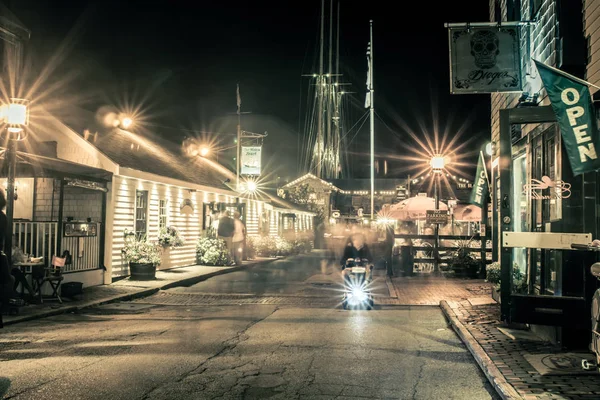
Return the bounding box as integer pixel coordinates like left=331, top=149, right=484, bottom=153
left=365, top=42, right=371, bottom=109
left=469, top=152, right=489, bottom=208
left=534, top=60, right=600, bottom=175
left=236, top=83, right=241, bottom=115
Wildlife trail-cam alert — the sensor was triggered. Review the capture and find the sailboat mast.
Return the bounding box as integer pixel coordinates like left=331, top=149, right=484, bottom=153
left=326, top=0, right=333, bottom=178
left=316, top=0, right=325, bottom=178
left=369, top=20, right=375, bottom=220
left=335, top=0, right=340, bottom=179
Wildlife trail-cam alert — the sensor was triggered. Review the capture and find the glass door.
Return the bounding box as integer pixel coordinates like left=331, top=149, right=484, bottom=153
left=512, top=152, right=528, bottom=293
left=528, top=127, right=561, bottom=295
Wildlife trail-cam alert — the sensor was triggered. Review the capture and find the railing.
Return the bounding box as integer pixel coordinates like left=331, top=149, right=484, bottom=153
left=61, top=230, right=102, bottom=272
left=13, top=221, right=59, bottom=268
left=393, top=234, right=493, bottom=274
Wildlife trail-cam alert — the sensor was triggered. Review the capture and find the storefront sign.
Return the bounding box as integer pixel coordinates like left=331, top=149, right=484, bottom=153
left=448, top=25, right=522, bottom=93
left=523, top=176, right=571, bottom=199
left=535, top=60, right=600, bottom=176
left=426, top=210, right=449, bottom=224
left=469, top=152, right=489, bottom=207
left=180, top=199, right=194, bottom=215
left=241, top=146, right=262, bottom=175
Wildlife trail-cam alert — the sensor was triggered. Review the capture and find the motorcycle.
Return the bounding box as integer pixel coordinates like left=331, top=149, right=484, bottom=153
left=341, top=258, right=374, bottom=310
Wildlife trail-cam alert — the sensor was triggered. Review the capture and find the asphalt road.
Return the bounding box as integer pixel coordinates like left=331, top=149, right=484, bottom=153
left=0, top=252, right=499, bottom=400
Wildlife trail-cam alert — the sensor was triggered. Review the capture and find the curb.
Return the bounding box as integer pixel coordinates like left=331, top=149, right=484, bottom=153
left=440, top=300, right=523, bottom=400
left=385, top=276, right=398, bottom=299
left=3, top=258, right=278, bottom=326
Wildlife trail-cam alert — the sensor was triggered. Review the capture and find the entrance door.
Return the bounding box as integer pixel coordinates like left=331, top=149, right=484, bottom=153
left=528, top=128, right=561, bottom=296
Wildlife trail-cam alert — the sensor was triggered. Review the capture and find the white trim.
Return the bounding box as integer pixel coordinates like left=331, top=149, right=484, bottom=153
left=282, top=173, right=340, bottom=191
left=103, top=179, right=116, bottom=284
left=119, top=167, right=237, bottom=196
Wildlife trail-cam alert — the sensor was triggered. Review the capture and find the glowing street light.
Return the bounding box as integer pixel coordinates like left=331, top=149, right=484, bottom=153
left=121, top=117, right=133, bottom=129
left=1, top=98, right=29, bottom=134
left=199, top=146, right=210, bottom=157
left=246, top=180, right=257, bottom=192
left=429, top=154, right=445, bottom=173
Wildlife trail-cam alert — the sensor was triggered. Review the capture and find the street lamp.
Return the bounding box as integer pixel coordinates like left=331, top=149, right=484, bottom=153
left=246, top=180, right=257, bottom=193
left=199, top=146, right=210, bottom=157
left=430, top=154, right=445, bottom=173
left=1, top=98, right=29, bottom=256
left=121, top=117, right=133, bottom=129
left=430, top=154, right=445, bottom=274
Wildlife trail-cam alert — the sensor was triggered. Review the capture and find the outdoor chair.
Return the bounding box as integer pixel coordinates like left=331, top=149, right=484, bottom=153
left=32, top=255, right=65, bottom=304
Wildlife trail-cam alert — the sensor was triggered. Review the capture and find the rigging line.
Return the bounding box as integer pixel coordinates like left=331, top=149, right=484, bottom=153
left=346, top=114, right=369, bottom=146
left=340, top=111, right=369, bottom=142
left=374, top=110, right=405, bottom=138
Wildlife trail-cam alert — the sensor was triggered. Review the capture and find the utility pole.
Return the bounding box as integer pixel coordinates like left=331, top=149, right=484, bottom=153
left=369, top=20, right=375, bottom=221
left=236, top=83, right=241, bottom=191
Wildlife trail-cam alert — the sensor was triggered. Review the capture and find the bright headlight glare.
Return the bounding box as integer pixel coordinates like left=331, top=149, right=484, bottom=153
left=351, top=288, right=367, bottom=301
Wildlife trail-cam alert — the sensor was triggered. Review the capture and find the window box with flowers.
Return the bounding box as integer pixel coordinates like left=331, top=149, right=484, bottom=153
left=122, top=232, right=161, bottom=280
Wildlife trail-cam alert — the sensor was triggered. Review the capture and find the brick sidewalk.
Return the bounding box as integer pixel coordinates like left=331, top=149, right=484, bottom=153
left=443, top=300, right=600, bottom=400
left=390, top=274, right=493, bottom=305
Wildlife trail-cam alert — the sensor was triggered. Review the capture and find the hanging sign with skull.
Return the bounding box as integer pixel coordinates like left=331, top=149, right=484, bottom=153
left=447, top=25, right=522, bottom=94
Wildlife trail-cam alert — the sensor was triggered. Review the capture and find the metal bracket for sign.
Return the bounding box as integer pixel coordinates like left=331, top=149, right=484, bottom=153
left=503, top=232, right=592, bottom=250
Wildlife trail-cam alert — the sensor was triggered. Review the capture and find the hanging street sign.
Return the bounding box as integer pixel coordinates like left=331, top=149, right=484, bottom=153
left=426, top=210, right=449, bottom=225
left=241, top=146, right=262, bottom=175
left=447, top=24, right=522, bottom=94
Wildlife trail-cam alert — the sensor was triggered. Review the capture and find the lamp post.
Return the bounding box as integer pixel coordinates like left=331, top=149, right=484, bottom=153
left=2, top=98, right=29, bottom=257
left=430, top=154, right=445, bottom=274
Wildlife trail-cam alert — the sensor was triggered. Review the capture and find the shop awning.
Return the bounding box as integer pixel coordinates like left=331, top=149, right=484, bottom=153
left=0, top=150, right=112, bottom=182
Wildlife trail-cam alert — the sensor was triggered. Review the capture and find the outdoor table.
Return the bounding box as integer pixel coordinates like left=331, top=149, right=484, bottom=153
left=13, top=261, right=45, bottom=299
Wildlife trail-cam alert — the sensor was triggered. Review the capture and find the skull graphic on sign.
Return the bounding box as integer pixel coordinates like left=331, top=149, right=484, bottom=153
left=470, top=30, right=499, bottom=69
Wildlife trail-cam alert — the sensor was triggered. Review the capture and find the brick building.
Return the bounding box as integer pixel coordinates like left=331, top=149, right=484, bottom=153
left=488, top=0, right=595, bottom=347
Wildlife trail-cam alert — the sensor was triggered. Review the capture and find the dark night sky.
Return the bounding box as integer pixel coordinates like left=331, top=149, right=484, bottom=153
left=7, top=0, right=491, bottom=180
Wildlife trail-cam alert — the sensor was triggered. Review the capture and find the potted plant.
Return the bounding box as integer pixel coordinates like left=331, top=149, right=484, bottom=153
left=486, top=262, right=501, bottom=302
left=122, top=233, right=161, bottom=280
left=486, top=262, right=528, bottom=303
left=449, top=238, right=480, bottom=278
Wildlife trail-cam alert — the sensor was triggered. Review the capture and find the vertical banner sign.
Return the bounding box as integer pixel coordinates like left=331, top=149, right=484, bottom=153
left=534, top=60, right=600, bottom=175
left=448, top=25, right=522, bottom=93
left=241, top=146, right=261, bottom=175
left=469, top=152, right=489, bottom=207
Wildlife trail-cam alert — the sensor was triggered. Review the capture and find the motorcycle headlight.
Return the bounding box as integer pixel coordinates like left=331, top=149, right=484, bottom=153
left=351, top=287, right=367, bottom=302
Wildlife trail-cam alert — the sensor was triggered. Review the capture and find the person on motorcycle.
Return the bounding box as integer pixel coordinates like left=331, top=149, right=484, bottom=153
left=340, top=233, right=373, bottom=281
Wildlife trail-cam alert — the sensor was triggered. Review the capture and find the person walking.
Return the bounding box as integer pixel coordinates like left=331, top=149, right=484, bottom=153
left=232, top=211, right=246, bottom=266
left=217, top=210, right=235, bottom=265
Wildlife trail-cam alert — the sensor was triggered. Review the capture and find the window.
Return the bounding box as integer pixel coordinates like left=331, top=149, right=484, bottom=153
left=135, top=190, right=148, bottom=238
left=159, top=199, right=168, bottom=229
left=507, top=0, right=521, bottom=21
left=495, top=0, right=502, bottom=22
